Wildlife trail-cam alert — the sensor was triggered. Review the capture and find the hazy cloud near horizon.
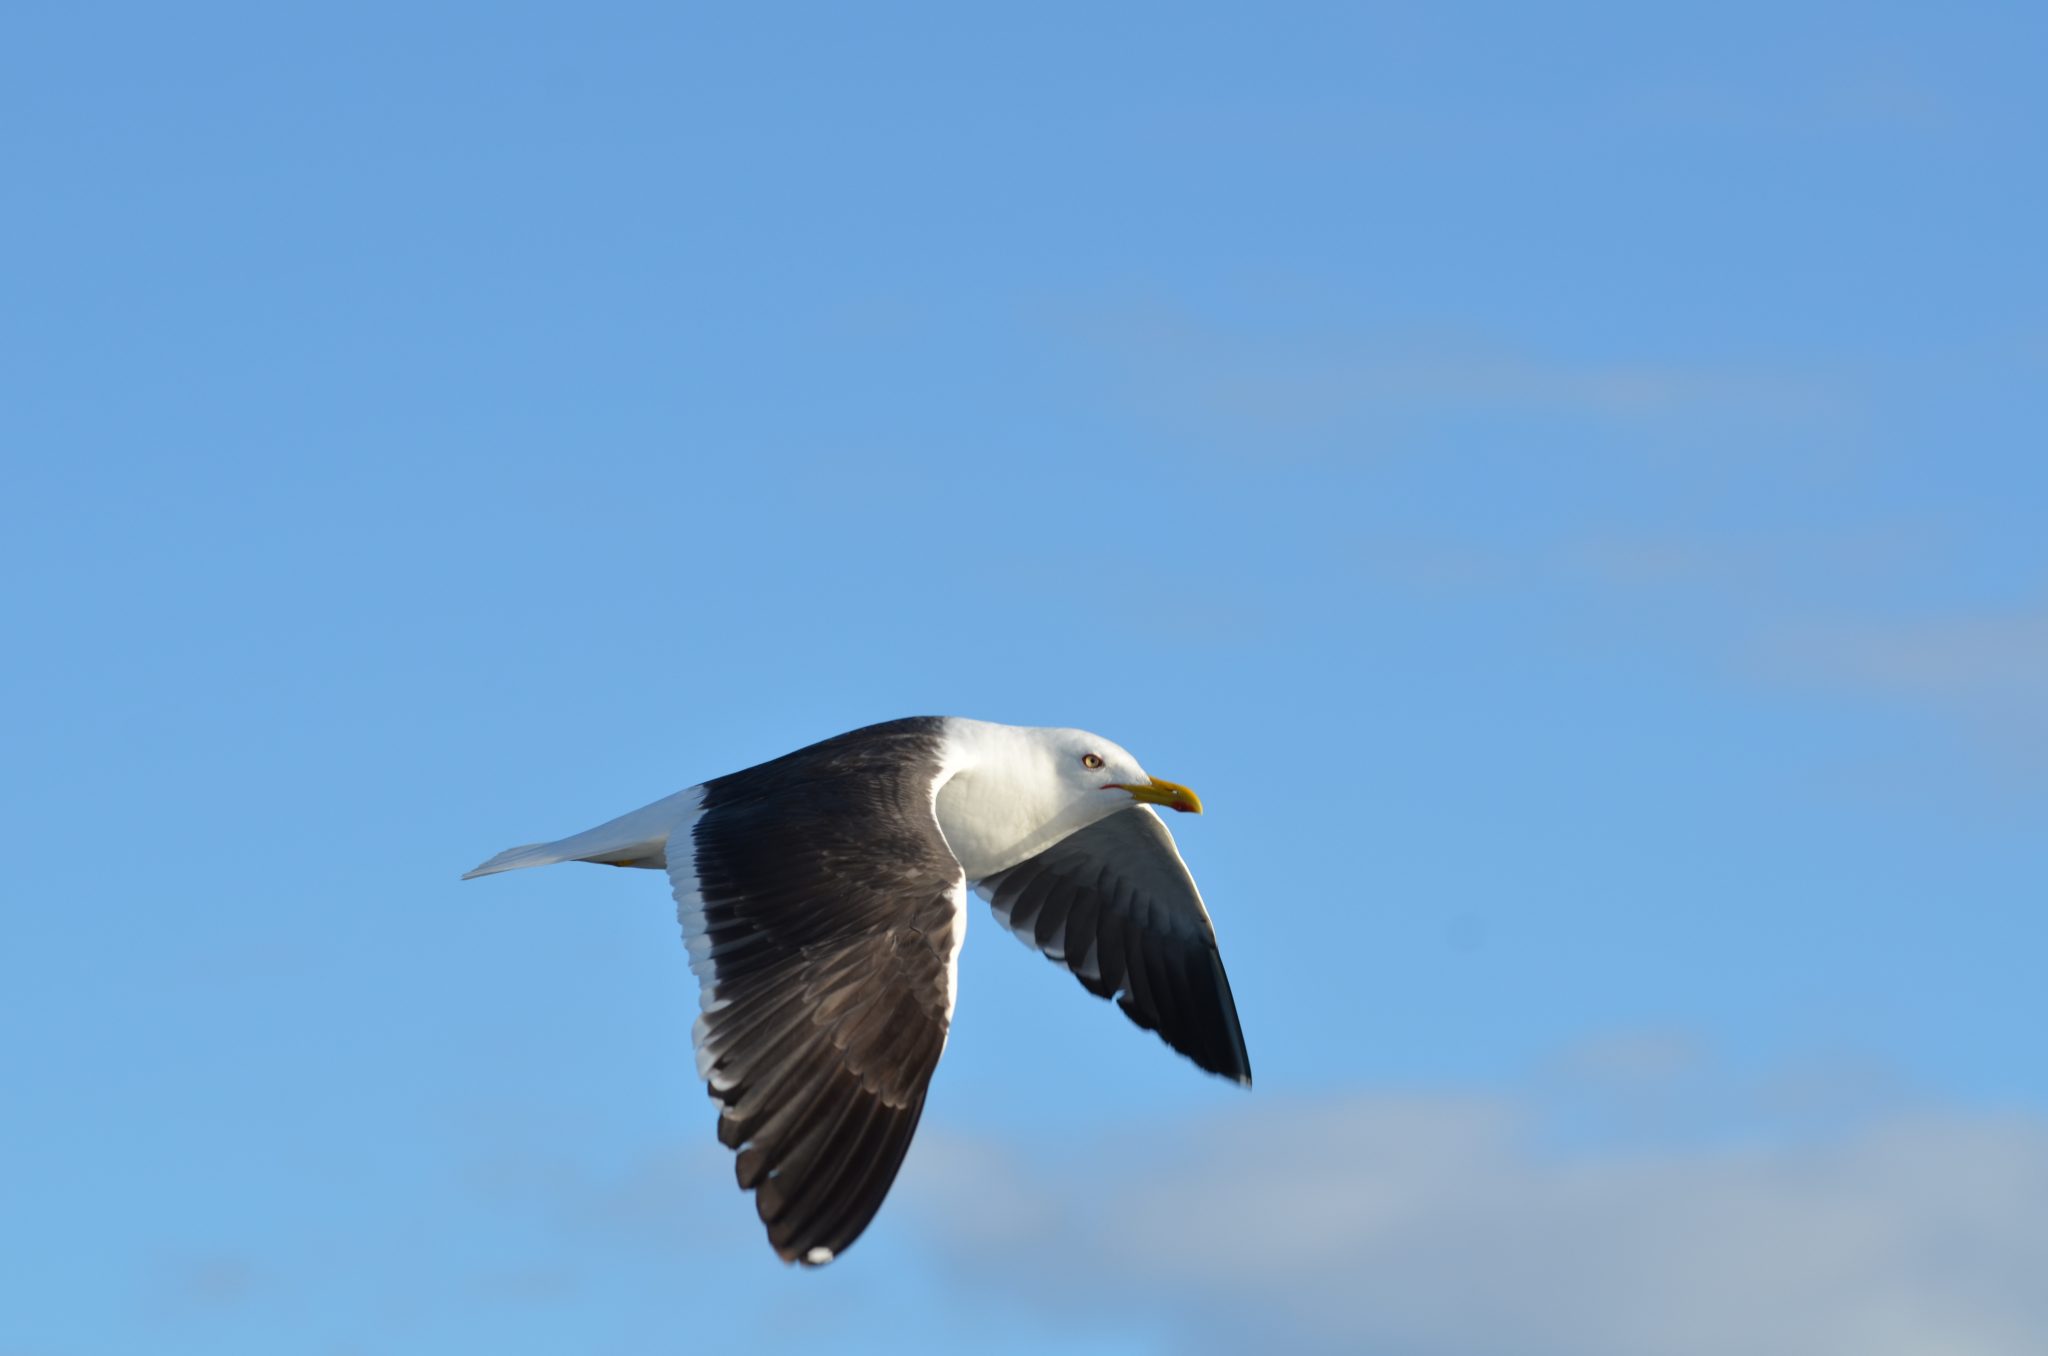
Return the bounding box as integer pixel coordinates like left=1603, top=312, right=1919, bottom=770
left=898, top=1079, right=2048, bottom=1356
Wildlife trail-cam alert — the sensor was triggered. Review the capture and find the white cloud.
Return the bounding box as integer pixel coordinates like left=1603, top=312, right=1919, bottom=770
left=898, top=1091, right=2048, bottom=1356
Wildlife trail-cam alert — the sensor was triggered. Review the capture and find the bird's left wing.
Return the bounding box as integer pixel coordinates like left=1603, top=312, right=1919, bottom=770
left=973, top=806, right=1252, bottom=1085
left=674, top=718, right=966, bottom=1266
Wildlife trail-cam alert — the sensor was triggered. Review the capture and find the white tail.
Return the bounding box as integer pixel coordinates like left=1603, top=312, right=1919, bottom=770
left=462, top=786, right=704, bottom=879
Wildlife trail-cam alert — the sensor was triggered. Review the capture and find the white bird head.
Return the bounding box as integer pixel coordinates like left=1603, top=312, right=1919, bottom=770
left=1035, top=726, right=1204, bottom=816
left=931, top=719, right=1204, bottom=880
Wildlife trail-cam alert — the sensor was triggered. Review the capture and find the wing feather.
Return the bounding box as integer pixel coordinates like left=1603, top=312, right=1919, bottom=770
left=975, top=806, right=1252, bottom=1085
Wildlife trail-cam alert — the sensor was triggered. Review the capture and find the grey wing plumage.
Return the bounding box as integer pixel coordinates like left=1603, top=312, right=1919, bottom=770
left=974, top=806, right=1252, bottom=1085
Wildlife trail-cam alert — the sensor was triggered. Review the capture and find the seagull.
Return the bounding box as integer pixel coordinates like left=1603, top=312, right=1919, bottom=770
left=465, top=716, right=1251, bottom=1265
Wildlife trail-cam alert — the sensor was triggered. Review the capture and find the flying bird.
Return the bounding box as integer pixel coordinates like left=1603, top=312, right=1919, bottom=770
left=465, top=716, right=1251, bottom=1264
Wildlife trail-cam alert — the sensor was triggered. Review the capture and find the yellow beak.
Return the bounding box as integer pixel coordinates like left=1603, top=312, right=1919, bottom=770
left=1111, top=776, right=1204, bottom=815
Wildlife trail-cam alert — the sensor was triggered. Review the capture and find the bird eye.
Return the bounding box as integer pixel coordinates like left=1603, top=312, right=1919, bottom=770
left=1081, top=752, right=1105, bottom=770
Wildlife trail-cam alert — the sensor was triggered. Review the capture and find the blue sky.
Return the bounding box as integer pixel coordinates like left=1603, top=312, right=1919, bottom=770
left=5, top=3, right=2045, bottom=1353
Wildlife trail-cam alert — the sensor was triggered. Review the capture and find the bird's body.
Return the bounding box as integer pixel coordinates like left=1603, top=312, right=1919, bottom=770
left=466, top=716, right=1249, bottom=1265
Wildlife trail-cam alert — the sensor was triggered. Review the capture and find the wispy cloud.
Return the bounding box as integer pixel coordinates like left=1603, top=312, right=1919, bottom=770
left=1352, top=510, right=2046, bottom=782
left=1637, top=58, right=1958, bottom=140
left=1756, top=603, right=2048, bottom=779
left=1063, top=302, right=1853, bottom=455
left=1764, top=607, right=2048, bottom=707
left=898, top=1089, right=2048, bottom=1356
left=141, top=1251, right=261, bottom=1318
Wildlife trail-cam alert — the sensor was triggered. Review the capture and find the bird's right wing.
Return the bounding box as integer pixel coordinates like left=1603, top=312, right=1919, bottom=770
left=974, top=806, right=1252, bottom=1085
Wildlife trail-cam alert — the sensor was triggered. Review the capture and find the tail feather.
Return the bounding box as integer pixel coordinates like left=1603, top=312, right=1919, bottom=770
left=462, top=785, right=704, bottom=880
left=462, top=841, right=585, bottom=879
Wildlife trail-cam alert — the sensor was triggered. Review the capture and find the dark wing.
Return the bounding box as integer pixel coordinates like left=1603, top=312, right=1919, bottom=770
left=974, top=806, right=1252, bottom=1085
left=670, top=718, right=962, bottom=1266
